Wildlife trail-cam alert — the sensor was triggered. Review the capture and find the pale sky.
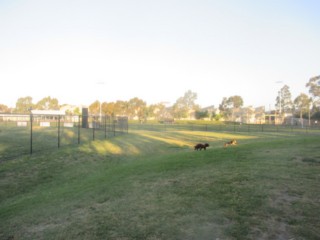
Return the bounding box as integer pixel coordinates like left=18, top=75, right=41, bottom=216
left=1, top=0, right=319, bottom=109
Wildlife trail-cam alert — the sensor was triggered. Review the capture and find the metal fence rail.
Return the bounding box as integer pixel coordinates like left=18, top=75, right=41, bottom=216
left=129, top=121, right=320, bottom=135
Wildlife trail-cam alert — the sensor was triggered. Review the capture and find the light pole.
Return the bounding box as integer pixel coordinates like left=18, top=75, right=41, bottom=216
left=96, top=81, right=105, bottom=123
left=278, top=90, right=282, bottom=114
left=275, top=81, right=283, bottom=124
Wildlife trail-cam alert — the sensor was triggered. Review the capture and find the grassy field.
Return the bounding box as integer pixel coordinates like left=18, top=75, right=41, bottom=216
left=0, top=127, right=320, bottom=239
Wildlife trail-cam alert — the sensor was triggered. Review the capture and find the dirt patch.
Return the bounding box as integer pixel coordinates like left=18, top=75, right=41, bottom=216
left=250, top=219, right=293, bottom=240
left=291, top=156, right=320, bottom=165
left=270, top=191, right=300, bottom=208
left=302, top=157, right=320, bottom=164
left=28, top=222, right=61, bottom=233
left=261, top=190, right=301, bottom=239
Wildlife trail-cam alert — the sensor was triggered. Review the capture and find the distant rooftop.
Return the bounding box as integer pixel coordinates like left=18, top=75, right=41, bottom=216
left=31, top=110, right=65, bottom=115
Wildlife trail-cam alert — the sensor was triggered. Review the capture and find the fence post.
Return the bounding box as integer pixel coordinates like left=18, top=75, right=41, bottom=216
left=109, top=116, right=112, bottom=136
left=104, top=115, right=107, bottom=139
left=113, top=117, right=116, bottom=136
left=78, top=115, right=81, bottom=144
left=30, top=112, right=33, bottom=154
left=126, top=117, right=129, bottom=134
left=93, top=116, right=95, bottom=140
left=58, top=115, right=61, bottom=148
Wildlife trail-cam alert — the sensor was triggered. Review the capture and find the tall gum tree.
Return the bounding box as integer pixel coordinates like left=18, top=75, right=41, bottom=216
left=172, top=90, right=198, bottom=119
left=276, top=85, right=293, bottom=114
left=306, top=75, right=320, bottom=108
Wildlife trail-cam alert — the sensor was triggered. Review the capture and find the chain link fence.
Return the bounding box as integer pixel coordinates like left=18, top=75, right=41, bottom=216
left=0, top=114, right=128, bottom=160
left=2, top=114, right=320, bottom=161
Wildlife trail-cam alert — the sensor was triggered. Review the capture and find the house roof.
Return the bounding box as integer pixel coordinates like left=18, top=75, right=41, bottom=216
left=31, top=110, right=65, bottom=115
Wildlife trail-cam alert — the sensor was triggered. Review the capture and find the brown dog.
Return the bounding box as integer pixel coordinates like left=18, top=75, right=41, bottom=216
left=194, top=143, right=209, bottom=151
left=224, top=139, right=237, bottom=147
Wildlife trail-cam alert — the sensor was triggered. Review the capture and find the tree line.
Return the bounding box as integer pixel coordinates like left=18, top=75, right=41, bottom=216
left=1, top=75, right=319, bottom=121
left=218, top=75, right=320, bottom=122
left=0, top=92, right=201, bottom=122
left=274, top=76, right=320, bottom=121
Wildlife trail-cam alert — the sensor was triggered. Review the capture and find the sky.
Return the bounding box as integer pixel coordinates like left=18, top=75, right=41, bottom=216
left=0, top=0, right=319, bottom=109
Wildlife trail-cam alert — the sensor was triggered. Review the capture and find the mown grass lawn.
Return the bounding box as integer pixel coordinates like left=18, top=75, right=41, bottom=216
left=0, top=128, right=320, bottom=239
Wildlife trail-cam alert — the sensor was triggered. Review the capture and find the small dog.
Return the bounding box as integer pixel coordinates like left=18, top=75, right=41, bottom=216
left=224, top=139, right=237, bottom=147
left=194, top=143, right=209, bottom=151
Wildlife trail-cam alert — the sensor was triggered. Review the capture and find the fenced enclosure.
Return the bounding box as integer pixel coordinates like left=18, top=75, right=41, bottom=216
left=1, top=115, right=320, bottom=161
left=0, top=114, right=128, bottom=160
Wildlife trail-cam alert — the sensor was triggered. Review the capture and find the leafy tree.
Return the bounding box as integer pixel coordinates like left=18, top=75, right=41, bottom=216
left=128, top=97, right=147, bottom=121
left=227, top=95, right=243, bottom=108
left=182, top=90, right=198, bottom=109
left=89, top=100, right=100, bottom=115
left=172, top=90, right=198, bottom=119
left=149, top=103, right=168, bottom=120
left=311, top=111, right=320, bottom=120
left=101, top=102, right=115, bottom=116
left=36, top=96, right=59, bottom=110
left=64, top=109, right=72, bottom=115
left=146, top=104, right=157, bottom=120
left=146, top=103, right=173, bottom=121
left=219, top=95, right=244, bottom=121
left=114, top=100, right=129, bottom=116
left=294, top=93, right=312, bottom=124
left=172, top=99, right=188, bottom=119
left=218, top=97, right=229, bottom=119
left=306, top=75, right=320, bottom=104
left=73, top=107, right=81, bottom=115
left=100, top=102, right=107, bottom=115
left=219, top=97, right=227, bottom=111
left=306, top=75, right=320, bottom=118
left=0, top=104, right=10, bottom=113
left=213, top=113, right=222, bottom=121
left=195, top=110, right=209, bottom=120
left=15, top=96, right=33, bottom=113
left=276, top=85, right=293, bottom=114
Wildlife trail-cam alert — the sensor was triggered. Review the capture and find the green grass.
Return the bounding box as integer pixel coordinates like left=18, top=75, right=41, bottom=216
left=0, top=128, right=320, bottom=239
